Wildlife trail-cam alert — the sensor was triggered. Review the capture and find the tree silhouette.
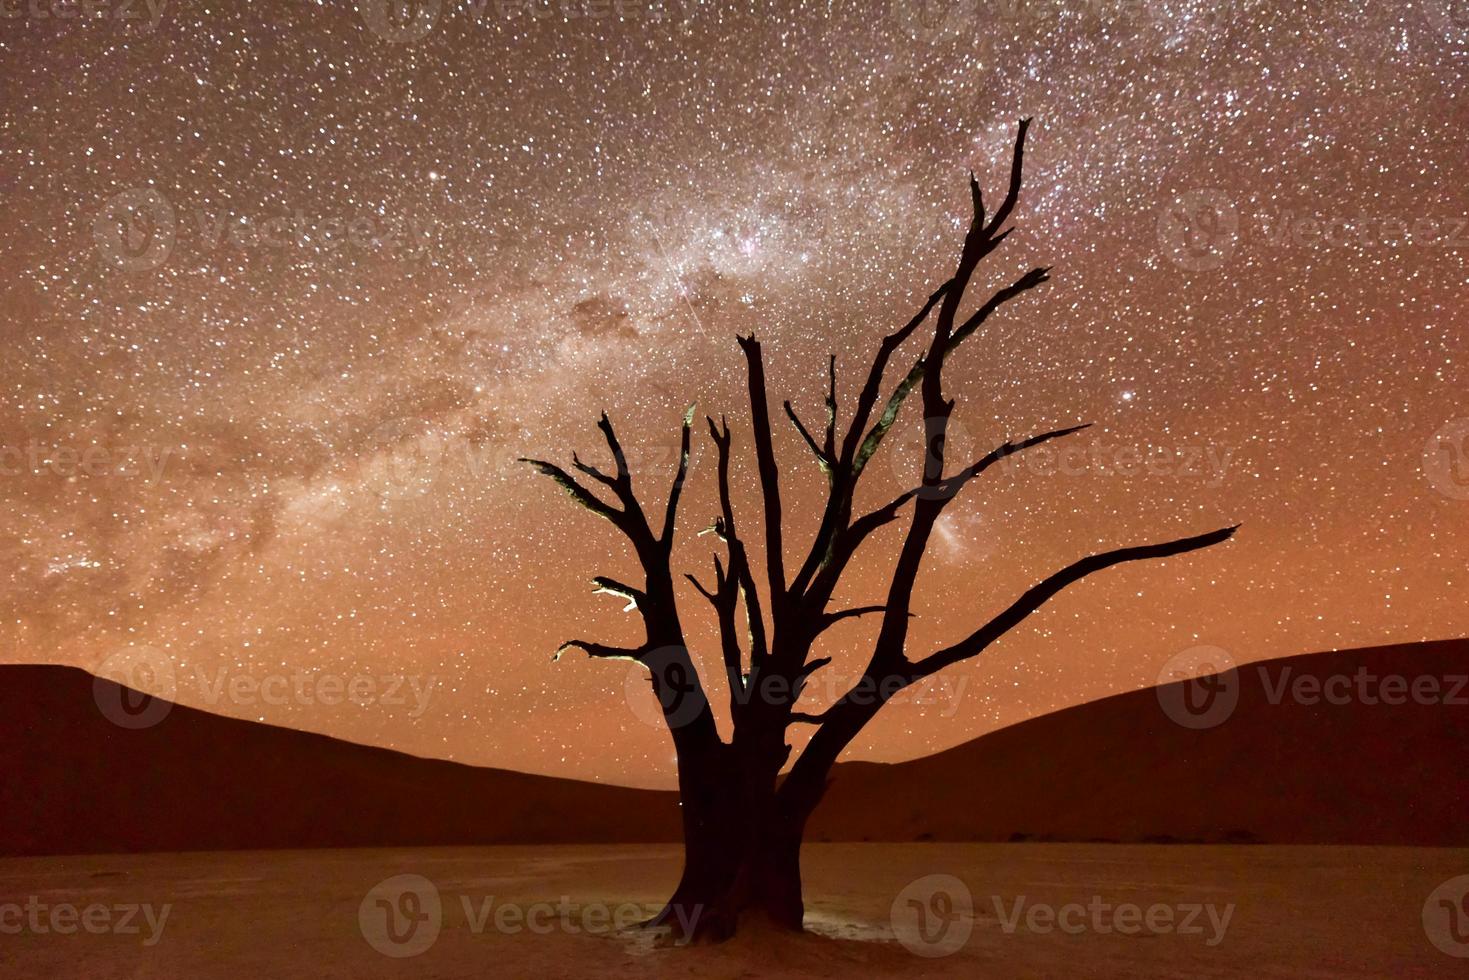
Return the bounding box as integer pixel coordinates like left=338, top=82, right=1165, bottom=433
left=523, top=119, right=1237, bottom=942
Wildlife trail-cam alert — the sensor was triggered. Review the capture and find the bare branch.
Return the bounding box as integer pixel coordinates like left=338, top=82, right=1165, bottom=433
left=689, top=553, right=749, bottom=712
left=927, top=422, right=1091, bottom=502
left=571, top=451, right=617, bottom=489
left=825, top=423, right=1087, bottom=585
left=787, top=283, right=953, bottom=603
left=824, top=604, right=888, bottom=624
left=869, top=119, right=1036, bottom=683
left=554, top=639, right=645, bottom=662
left=809, top=605, right=902, bottom=642
left=660, top=404, right=696, bottom=547
left=846, top=122, right=1036, bottom=485
left=823, top=354, right=838, bottom=461
left=705, top=414, right=769, bottom=674
left=968, top=170, right=986, bottom=230
left=794, top=655, right=832, bottom=686
left=529, top=416, right=725, bottom=764
left=848, top=489, right=919, bottom=543
left=596, top=411, right=632, bottom=485
left=783, top=400, right=830, bottom=471
left=804, top=488, right=918, bottom=608
left=803, top=656, right=833, bottom=675
left=736, top=334, right=787, bottom=607
left=951, top=266, right=1051, bottom=350
left=791, top=655, right=834, bottom=706
left=715, top=609, right=748, bottom=713
left=851, top=266, right=1051, bottom=478
left=591, top=575, right=645, bottom=612
left=909, top=525, right=1241, bottom=681
left=685, top=572, right=717, bottom=603
left=984, top=116, right=1031, bottom=236
left=520, top=458, right=620, bottom=524
left=839, top=279, right=952, bottom=468
left=824, top=604, right=899, bottom=628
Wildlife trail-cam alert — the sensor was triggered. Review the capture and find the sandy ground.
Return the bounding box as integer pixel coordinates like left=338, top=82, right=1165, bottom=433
left=1, top=843, right=1465, bottom=977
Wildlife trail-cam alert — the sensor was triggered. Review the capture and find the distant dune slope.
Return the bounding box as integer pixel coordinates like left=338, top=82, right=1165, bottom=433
left=2, top=639, right=1464, bottom=855
left=809, top=638, right=1469, bottom=845
left=0, top=664, right=681, bottom=855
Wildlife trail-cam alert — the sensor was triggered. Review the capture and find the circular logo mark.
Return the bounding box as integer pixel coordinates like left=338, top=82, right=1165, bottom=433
left=93, top=646, right=176, bottom=730
left=889, top=0, right=983, bottom=43
left=1423, top=875, right=1469, bottom=958
left=1423, top=2, right=1469, bottom=43
left=1155, top=645, right=1239, bottom=730
left=1156, top=189, right=1239, bottom=272
left=361, top=419, right=458, bottom=500
left=888, top=416, right=976, bottom=501
left=359, top=874, right=442, bottom=957
left=891, top=873, right=973, bottom=957
left=359, top=0, right=441, bottom=42
left=623, top=646, right=707, bottom=730
left=1423, top=419, right=1469, bottom=501
left=94, top=188, right=175, bottom=272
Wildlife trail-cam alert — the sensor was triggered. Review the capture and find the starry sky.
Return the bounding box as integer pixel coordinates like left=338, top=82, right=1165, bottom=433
left=2, top=0, right=1466, bottom=787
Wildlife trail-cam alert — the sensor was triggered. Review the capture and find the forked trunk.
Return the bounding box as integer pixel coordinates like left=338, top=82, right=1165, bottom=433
left=651, top=810, right=807, bottom=942
left=649, top=742, right=813, bottom=942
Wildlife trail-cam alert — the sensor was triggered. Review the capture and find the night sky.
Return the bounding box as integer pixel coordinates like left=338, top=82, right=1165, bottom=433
left=3, top=0, right=1466, bottom=786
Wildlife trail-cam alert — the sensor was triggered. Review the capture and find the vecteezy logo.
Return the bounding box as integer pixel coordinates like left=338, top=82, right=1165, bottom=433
left=92, top=646, right=177, bottom=729
left=93, top=188, right=176, bottom=272
left=1423, top=875, right=1469, bottom=958
left=888, top=416, right=976, bottom=501
left=1156, top=189, right=1239, bottom=272
left=890, top=874, right=974, bottom=957
left=1423, top=419, right=1469, bottom=501
left=894, top=0, right=957, bottom=40
left=359, top=874, right=442, bottom=957
left=622, top=646, right=706, bottom=730
left=358, top=0, right=441, bottom=42
left=1155, top=645, right=1239, bottom=729
left=360, top=418, right=455, bottom=500
left=1423, top=1, right=1469, bottom=44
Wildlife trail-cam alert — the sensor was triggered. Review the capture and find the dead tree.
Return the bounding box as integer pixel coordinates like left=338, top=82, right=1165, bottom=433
left=523, top=119, right=1237, bottom=942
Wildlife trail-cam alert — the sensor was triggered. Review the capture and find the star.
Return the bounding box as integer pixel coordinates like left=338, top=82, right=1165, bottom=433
left=1, top=0, right=1464, bottom=787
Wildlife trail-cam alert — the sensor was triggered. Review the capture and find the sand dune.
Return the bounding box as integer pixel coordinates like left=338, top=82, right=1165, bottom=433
left=0, top=664, right=680, bottom=854
left=810, top=638, right=1469, bottom=846
left=2, top=639, right=1464, bottom=855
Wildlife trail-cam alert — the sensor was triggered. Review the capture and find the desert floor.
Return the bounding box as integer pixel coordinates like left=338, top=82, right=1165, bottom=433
left=1, top=843, right=1465, bottom=977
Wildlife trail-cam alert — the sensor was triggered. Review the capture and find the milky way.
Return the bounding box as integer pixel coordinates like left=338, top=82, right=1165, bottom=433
left=2, top=0, right=1466, bottom=785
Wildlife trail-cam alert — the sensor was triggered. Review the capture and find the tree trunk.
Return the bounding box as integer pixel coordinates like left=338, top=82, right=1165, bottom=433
left=650, top=741, right=809, bottom=942
left=653, top=811, right=806, bottom=941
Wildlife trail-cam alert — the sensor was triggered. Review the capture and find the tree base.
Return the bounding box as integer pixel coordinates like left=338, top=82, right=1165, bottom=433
left=644, top=861, right=806, bottom=944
